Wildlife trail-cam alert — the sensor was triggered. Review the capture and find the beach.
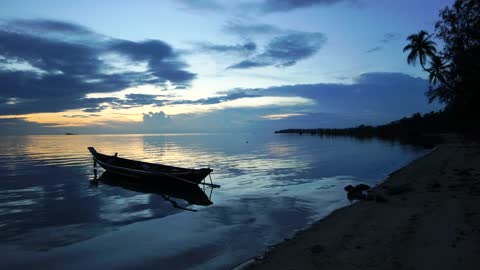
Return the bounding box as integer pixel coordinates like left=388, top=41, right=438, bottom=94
left=246, top=142, right=480, bottom=269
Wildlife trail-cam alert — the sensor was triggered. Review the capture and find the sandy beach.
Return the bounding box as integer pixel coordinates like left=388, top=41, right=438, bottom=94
left=245, top=143, right=480, bottom=270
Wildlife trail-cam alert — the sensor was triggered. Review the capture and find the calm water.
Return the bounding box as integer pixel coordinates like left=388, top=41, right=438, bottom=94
left=0, top=133, right=427, bottom=269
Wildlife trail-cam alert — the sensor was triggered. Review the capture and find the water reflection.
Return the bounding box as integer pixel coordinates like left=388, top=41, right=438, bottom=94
left=93, top=172, right=214, bottom=211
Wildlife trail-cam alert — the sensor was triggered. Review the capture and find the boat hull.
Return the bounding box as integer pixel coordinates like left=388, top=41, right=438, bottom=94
left=88, top=147, right=212, bottom=185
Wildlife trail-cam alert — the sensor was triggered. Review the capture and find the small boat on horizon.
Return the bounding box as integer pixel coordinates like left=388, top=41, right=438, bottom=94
left=88, top=147, right=214, bottom=186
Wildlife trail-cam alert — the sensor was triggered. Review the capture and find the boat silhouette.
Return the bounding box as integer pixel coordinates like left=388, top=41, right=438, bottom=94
left=88, top=147, right=214, bottom=185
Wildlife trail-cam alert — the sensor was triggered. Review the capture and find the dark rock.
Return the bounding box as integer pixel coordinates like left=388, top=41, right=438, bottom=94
left=345, top=184, right=371, bottom=193
left=346, top=184, right=373, bottom=201
left=356, top=184, right=371, bottom=191
left=344, top=185, right=355, bottom=192
left=347, top=191, right=366, bottom=201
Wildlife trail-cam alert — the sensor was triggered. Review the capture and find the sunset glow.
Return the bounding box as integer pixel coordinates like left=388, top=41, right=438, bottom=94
left=0, top=0, right=451, bottom=134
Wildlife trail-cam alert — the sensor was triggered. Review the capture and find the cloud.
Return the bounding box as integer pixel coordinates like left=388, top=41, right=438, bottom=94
left=380, top=33, right=400, bottom=43
left=228, top=60, right=270, bottom=69
left=82, top=105, right=109, bottom=113
left=143, top=111, right=172, bottom=126
left=259, top=0, right=354, bottom=13
left=137, top=72, right=441, bottom=133
left=196, top=41, right=257, bottom=55
left=110, top=94, right=168, bottom=109
left=63, top=114, right=100, bottom=118
left=78, top=94, right=169, bottom=112
left=261, top=113, right=306, bottom=120
left=209, top=22, right=325, bottom=69
left=220, top=72, right=442, bottom=125
left=170, top=91, right=260, bottom=106
left=365, top=46, right=382, bottom=53
left=0, top=19, right=195, bottom=115
left=228, top=32, right=326, bottom=69
left=175, top=0, right=222, bottom=11
left=139, top=109, right=261, bottom=133
left=223, top=21, right=282, bottom=37
left=6, top=19, right=94, bottom=35
left=170, top=0, right=352, bottom=14
left=0, top=117, right=56, bottom=135
left=124, top=94, right=165, bottom=106
left=1, top=72, right=442, bottom=134
left=365, top=32, right=401, bottom=53
left=74, top=97, right=116, bottom=113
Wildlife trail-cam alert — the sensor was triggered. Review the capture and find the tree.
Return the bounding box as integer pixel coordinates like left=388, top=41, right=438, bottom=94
left=431, top=0, right=480, bottom=128
left=427, top=55, right=454, bottom=90
left=403, top=30, right=437, bottom=72
left=428, top=55, right=444, bottom=85
left=405, top=0, right=480, bottom=131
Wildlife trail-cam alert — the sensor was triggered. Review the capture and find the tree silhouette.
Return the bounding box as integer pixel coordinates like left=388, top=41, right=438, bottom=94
left=405, top=0, right=480, bottom=132
left=403, top=30, right=437, bottom=72
left=428, top=55, right=454, bottom=90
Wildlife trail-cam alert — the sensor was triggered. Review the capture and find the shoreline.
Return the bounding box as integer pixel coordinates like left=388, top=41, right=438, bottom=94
left=240, top=142, right=480, bottom=269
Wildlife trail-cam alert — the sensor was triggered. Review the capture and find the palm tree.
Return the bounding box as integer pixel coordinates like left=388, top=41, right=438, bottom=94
left=428, top=55, right=454, bottom=89
left=403, top=30, right=437, bottom=72
left=428, top=55, right=445, bottom=85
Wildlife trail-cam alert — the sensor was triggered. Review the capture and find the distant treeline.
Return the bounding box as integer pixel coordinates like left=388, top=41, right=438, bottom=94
left=275, top=110, right=454, bottom=146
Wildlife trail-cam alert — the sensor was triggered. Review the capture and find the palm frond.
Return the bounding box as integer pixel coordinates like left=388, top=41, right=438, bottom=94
left=403, top=44, right=414, bottom=52
left=407, top=51, right=417, bottom=65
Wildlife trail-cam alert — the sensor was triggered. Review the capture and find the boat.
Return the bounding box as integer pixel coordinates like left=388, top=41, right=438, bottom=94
left=88, top=147, right=213, bottom=185
left=94, top=171, right=213, bottom=210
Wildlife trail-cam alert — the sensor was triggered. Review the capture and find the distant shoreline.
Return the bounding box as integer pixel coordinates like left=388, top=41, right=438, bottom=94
left=243, top=140, right=480, bottom=269
left=274, top=111, right=453, bottom=147
left=274, top=128, right=443, bottom=148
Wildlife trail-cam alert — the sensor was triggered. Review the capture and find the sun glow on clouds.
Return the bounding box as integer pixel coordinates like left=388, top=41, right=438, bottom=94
left=160, top=96, right=315, bottom=116
left=261, top=113, right=306, bottom=120
left=0, top=93, right=315, bottom=127
left=224, top=96, right=313, bottom=108
left=2, top=95, right=314, bottom=127
left=17, top=111, right=136, bottom=127
left=5, top=105, right=153, bottom=127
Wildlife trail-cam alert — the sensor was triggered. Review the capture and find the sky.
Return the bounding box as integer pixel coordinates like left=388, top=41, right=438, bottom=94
left=0, top=0, right=454, bottom=134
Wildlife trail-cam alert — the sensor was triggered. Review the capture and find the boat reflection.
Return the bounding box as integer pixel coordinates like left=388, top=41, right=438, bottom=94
left=92, top=172, right=214, bottom=211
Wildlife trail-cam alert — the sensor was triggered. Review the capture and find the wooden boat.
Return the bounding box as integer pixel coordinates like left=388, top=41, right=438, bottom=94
left=88, top=147, right=213, bottom=185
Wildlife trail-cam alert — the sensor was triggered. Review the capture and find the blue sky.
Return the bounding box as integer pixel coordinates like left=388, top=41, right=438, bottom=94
left=0, top=0, right=453, bottom=134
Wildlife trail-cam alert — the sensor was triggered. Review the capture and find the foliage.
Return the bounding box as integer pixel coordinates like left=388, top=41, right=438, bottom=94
left=405, top=0, right=480, bottom=132
left=276, top=110, right=449, bottom=146
left=403, top=30, right=437, bottom=71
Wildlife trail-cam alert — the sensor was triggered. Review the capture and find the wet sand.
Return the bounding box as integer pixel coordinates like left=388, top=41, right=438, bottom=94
left=245, top=143, right=480, bottom=270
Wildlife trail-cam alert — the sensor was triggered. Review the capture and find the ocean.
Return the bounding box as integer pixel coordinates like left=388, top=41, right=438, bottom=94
left=0, top=133, right=427, bottom=269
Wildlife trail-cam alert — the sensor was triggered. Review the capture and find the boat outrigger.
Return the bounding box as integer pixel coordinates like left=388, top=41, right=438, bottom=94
left=87, top=147, right=217, bottom=187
